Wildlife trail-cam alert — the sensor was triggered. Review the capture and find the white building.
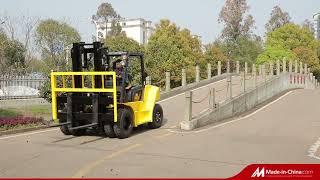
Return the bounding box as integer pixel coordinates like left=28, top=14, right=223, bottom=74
left=313, top=13, right=320, bottom=39
left=93, top=18, right=154, bottom=45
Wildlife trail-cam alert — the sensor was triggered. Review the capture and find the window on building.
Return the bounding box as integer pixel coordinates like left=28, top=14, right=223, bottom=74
left=122, top=22, right=126, bottom=26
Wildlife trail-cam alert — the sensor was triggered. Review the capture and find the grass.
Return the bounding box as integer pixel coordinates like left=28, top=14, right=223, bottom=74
left=24, top=105, right=51, bottom=116
left=0, top=109, right=21, bottom=118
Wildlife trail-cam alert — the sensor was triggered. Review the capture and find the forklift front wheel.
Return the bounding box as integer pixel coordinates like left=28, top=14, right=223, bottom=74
left=60, top=125, right=72, bottom=135
left=113, top=108, right=134, bottom=139
left=148, top=104, right=163, bottom=129
left=104, top=122, right=116, bottom=138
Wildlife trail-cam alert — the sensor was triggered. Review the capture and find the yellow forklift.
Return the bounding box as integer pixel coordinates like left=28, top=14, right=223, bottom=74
left=50, top=42, right=163, bottom=138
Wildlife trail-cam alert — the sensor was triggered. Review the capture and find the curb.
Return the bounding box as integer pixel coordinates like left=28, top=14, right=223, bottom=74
left=0, top=125, right=49, bottom=137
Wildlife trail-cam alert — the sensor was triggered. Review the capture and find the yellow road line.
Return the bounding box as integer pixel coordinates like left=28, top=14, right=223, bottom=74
left=72, top=143, right=142, bottom=178
left=154, top=132, right=172, bottom=139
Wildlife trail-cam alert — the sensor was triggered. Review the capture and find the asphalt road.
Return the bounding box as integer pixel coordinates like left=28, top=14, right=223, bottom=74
left=1, top=75, right=317, bottom=178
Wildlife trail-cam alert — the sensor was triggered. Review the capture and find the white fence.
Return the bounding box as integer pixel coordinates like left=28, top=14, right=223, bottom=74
left=0, top=75, right=46, bottom=100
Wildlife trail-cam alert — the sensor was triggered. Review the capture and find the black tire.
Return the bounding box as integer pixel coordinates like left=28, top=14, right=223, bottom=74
left=59, top=107, right=86, bottom=136
left=113, top=108, right=134, bottom=139
left=148, top=104, right=163, bottom=129
left=69, top=120, right=86, bottom=136
left=60, top=125, right=71, bottom=135
left=59, top=108, right=71, bottom=135
left=104, top=122, right=116, bottom=138
left=70, top=128, right=86, bottom=136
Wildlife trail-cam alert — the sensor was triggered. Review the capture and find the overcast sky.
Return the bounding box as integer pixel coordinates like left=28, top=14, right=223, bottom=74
left=0, top=0, right=319, bottom=44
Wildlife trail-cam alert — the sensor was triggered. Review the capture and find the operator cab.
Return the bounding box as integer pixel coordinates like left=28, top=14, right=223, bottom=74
left=69, top=42, right=147, bottom=103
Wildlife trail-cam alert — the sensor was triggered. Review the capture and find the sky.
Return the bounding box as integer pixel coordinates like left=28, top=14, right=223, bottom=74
left=0, top=0, right=319, bottom=44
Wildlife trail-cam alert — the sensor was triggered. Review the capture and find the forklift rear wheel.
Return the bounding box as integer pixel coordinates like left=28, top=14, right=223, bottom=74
left=113, top=108, right=134, bottom=139
left=104, top=122, right=116, bottom=138
left=148, top=104, right=163, bottom=129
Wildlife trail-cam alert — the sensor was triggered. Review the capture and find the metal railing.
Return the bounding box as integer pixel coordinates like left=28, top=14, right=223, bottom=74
left=0, top=75, right=46, bottom=100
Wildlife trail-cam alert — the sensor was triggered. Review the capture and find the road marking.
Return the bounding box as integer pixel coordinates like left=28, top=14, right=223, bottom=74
left=158, top=78, right=226, bottom=103
left=168, top=91, right=294, bottom=134
left=0, top=128, right=58, bottom=140
left=308, top=137, right=320, bottom=160
left=72, top=143, right=142, bottom=178
left=154, top=132, right=172, bottom=139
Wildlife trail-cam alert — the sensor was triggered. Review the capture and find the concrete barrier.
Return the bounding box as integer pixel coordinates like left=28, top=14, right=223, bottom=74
left=160, top=73, right=234, bottom=100
left=181, top=72, right=315, bottom=130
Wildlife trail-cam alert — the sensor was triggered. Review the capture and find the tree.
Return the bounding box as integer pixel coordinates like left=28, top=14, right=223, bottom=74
left=0, top=31, right=27, bottom=75
left=145, top=19, right=203, bottom=87
left=3, top=40, right=27, bottom=73
left=92, top=2, right=121, bottom=38
left=258, top=23, right=320, bottom=70
left=266, top=23, right=318, bottom=51
left=204, top=44, right=228, bottom=75
left=292, top=47, right=319, bottom=69
left=105, top=34, right=142, bottom=52
left=256, top=47, right=297, bottom=65
left=265, top=6, right=291, bottom=32
left=0, top=31, right=9, bottom=74
left=218, top=0, right=260, bottom=68
left=95, top=2, right=119, bottom=21
left=108, top=20, right=125, bottom=37
left=302, top=19, right=315, bottom=34
left=218, top=0, right=255, bottom=41
left=35, top=19, right=81, bottom=73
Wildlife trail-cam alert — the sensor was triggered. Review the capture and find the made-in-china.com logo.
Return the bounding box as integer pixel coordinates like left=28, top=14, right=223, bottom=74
left=251, top=166, right=313, bottom=178
left=251, top=167, right=265, bottom=177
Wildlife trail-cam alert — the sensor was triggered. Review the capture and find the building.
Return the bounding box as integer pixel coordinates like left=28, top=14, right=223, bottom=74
left=313, top=13, right=320, bottom=39
left=93, top=18, right=154, bottom=45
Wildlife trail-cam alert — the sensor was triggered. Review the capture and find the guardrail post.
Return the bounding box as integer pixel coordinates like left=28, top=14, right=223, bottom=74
left=209, top=88, right=216, bottom=109
left=289, top=60, right=292, bottom=73
left=262, top=64, right=266, bottom=82
left=253, top=64, right=257, bottom=87
left=207, top=63, right=211, bottom=79
left=304, top=64, right=308, bottom=74
left=269, top=62, right=274, bottom=76
left=236, top=61, right=240, bottom=74
left=146, top=76, right=151, bottom=85
left=259, top=64, right=262, bottom=77
left=310, top=73, right=313, bottom=83
left=182, top=69, right=186, bottom=87
left=165, top=72, right=170, bottom=92
left=227, top=61, right=230, bottom=74
left=244, top=62, right=248, bottom=75
left=282, top=58, right=286, bottom=73
left=228, top=74, right=232, bottom=99
left=277, top=59, right=280, bottom=76
left=196, top=65, right=200, bottom=82
left=308, top=68, right=310, bottom=74
left=184, top=91, right=192, bottom=122
left=295, top=60, right=298, bottom=73
left=218, top=61, right=221, bottom=76
left=300, top=62, right=303, bottom=74
left=243, top=70, right=246, bottom=92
